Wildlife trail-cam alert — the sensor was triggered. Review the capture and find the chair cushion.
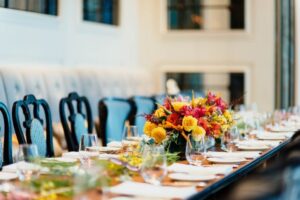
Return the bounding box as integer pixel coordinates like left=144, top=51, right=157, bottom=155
left=105, top=100, right=131, bottom=142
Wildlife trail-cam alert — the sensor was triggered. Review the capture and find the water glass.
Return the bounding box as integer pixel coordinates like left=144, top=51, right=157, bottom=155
left=16, top=144, right=41, bottom=181
left=79, top=133, right=99, bottom=166
left=224, top=127, right=239, bottom=152
left=185, top=134, right=206, bottom=166
left=122, top=125, right=140, bottom=141
left=140, top=145, right=167, bottom=186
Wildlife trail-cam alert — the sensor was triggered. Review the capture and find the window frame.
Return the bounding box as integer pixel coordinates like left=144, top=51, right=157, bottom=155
left=160, top=0, right=252, bottom=37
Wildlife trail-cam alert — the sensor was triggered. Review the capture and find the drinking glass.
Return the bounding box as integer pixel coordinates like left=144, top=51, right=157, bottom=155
left=122, top=125, right=140, bottom=141
left=122, top=125, right=139, bottom=152
left=224, top=126, right=239, bottom=152
left=185, top=134, right=206, bottom=166
left=79, top=133, right=99, bottom=167
left=140, top=145, right=167, bottom=186
left=16, top=144, right=41, bottom=181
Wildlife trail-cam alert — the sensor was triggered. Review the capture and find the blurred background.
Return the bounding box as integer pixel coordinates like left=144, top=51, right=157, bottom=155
left=0, top=0, right=297, bottom=112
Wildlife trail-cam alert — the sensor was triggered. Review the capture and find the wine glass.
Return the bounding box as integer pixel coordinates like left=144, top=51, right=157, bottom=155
left=16, top=144, right=41, bottom=181
left=79, top=133, right=99, bottom=167
left=185, top=134, right=206, bottom=166
left=140, top=145, right=167, bottom=186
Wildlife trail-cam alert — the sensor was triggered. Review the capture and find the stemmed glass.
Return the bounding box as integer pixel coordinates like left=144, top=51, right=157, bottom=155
left=79, top=133, right=99, bottom=167
left=140, top=145, right=167, bottom=186
left=185, top=134, right=206, bottom=166
left=16, top=144, right=41, bottom=181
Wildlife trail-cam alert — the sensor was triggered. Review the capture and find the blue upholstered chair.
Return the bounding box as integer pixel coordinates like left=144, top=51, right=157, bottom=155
left=0, top=102, right=13, bottom=168
left=59, top=92, right=93, bottom=151
left=129, top=96, right=155, bottom=135
left=12, top=95, right=54, bottom=157
left=99, top=98, right=132, bottom=146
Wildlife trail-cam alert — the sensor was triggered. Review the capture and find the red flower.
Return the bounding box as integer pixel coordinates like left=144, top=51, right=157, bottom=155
left=167, top=112, right=182, bottom=126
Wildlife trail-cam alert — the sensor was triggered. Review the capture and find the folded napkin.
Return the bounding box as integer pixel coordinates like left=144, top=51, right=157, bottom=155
left=98, top=153, right=119, bottom=160
left=62, top=151, right=98, bottom=159
left=256, top=133, right=286, bottom=140
left=2, top=161, right=47, bottom=173
left=0, top=172, right=18, bottom=181
left=109, top=181, right=196, bottom=199
left=107, top=141, right=122, bottom=148
left=236, top=140, right=280, bottom=147
left=168, top=163, right=233, bottom=176
left=206, top=151, right=260, bottom=159
left=252, top=130, right=294, bottom=138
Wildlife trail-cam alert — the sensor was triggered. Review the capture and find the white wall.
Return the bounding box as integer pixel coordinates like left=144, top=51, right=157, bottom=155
left=0, top=0, right=275, bottom=111
left=0, top=0, right=140, bottom=67
left=138, top=0, right=275, bottom=111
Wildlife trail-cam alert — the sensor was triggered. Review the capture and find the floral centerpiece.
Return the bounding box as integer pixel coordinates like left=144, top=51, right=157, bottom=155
left=143, top=92, right=234, bottom=158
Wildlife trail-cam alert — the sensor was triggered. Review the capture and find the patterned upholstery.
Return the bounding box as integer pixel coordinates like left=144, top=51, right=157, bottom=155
left=59, top=92, right=93, bottom=151
left=129, top=96, right=155, bottom=135
left=12, top=95, right=54, bottom=157
left=0, top=69, right=27, bottom=110
left=30, top=118, right=47, bottom=156
left=43, top=70, right=66, bottom=123
left=63, top=70, right=82, bottom=94
left=99, top=98, right=132, bottom=145
left=76, top=69, right=102, bottom=118
left=21, top=70, right=48, bottom=100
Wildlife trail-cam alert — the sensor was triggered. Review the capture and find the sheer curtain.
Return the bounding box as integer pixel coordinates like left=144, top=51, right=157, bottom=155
left=275, top=0, right=296, bottom=109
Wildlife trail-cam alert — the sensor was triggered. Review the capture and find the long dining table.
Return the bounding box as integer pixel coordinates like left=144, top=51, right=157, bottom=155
left=0, top=132, right=293, bottom=200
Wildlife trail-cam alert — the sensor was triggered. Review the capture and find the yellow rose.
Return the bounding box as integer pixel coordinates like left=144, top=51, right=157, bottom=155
left=182, top=116, right=198, bottom=132
left=143, top=121, right=157, bottom=136
left=151, top=127, right=167, bottom=144
left=172, top=102, right=189, bottom=112
left=221, top=124, right=229, bottom=132
left=192, top=126, right=206, bottom=141
left=194, top=97, right=207, bottom=105
left=224, top=110, right=232, bottom=122
left=154, top=108, right=166, bottom=118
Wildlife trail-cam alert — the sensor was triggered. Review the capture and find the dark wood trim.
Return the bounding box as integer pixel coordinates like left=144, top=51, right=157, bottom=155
left=187, top=139, right=291, bottom=200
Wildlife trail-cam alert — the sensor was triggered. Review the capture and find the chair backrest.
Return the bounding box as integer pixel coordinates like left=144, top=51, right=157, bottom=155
left=99, top=98, right=132, bottom=146
left=129, top=96, right=155, bottom=135
left=0, top=102, right=13, bottom=167
left=12, top=94, right=54, bottom=157
left=59, top=92, right=93, bottom=151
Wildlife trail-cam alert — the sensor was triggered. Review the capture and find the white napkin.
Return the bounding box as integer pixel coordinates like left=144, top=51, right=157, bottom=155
left=2, top=161, right=47, bottom=173
left=98, top=154, right=119, bottom=160
left=251, top=130, right=294, bottom=138
left=206, top=151, right=260, bottom=159
left=109, top=181, right=196, bottom=199
left=62, top=151, right=98, bottom=159
left=168, top=163, right=233, bottom=176
left=236, top=140, right=280, bottom=147
left=107, top=141, right=122, bottom=148
left=256, top=133, right=286, bottom=140
left=0, top=172, right=18, bottom=180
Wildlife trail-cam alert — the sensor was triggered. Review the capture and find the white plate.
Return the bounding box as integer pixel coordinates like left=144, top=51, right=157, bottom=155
left=207, top=157, right=246, bottom=164
left=99, top=147, right=121, bottom=152
left=237, top=145, right=269, bottom=151
left=44, top=157, right=77, bottom=163
left=168, top=173, right=216, bottom=182
left=0, top=172, right=18, bottom=181
left=257, top=134, right=286, bottom=140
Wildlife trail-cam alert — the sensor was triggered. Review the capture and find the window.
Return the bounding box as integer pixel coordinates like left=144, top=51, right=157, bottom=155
left=83, top=0, right=119, bottom=25
left=0, top=0, right=58, bottom=15
left=166, top=72, right=245, bottom=104
left=167, top=0, right=245, bottom=30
